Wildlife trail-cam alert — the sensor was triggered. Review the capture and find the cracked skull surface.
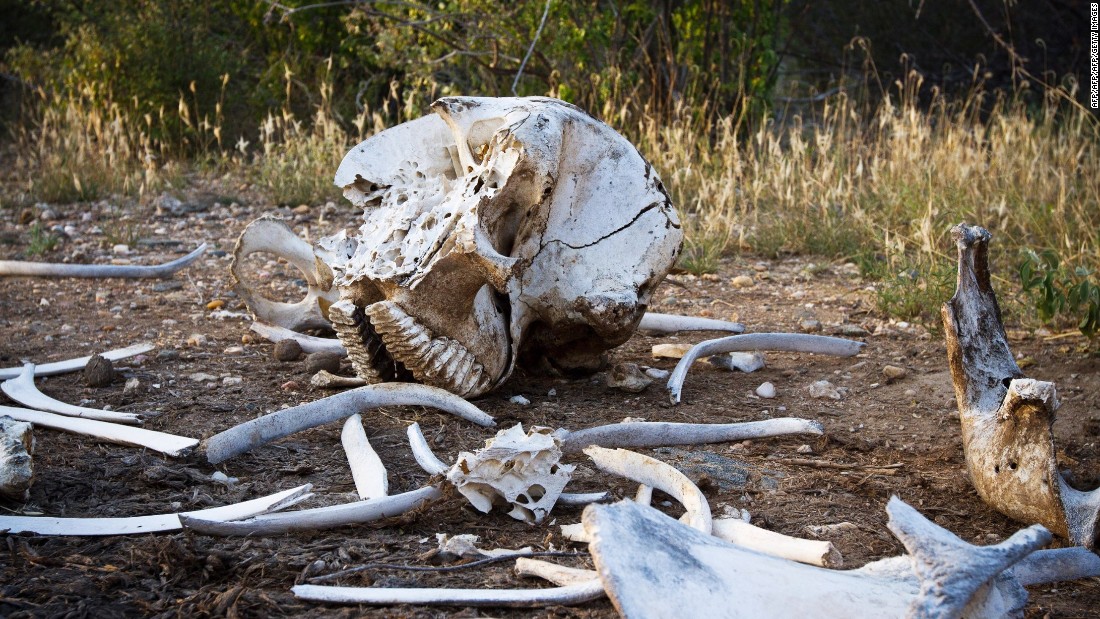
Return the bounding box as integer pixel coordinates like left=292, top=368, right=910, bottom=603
left=318, top=96, right=682, bottom=397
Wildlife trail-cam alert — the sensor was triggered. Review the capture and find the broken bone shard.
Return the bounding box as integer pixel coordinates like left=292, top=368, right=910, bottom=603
left=942, top=223, right=1100, bottom=548
left=666, top=333, right=863, bottom=404
left=231, top=216, right=338, bottom=332
left=447, top=423, right=575, bottom=524
left=0, top=405, right=198, bottom=457
left=711, top=518, right=842, bottom=568
left=310, top=369, right=367, bottom=390
left=0, top=243, right=206, bottom=278
left=341, top=414, right=387, bottom=500
left=0, top=416, right=34, bottom=500
left=319, top=96, right=682, bottom=397
left=584, top=497, right=1066, bottom=619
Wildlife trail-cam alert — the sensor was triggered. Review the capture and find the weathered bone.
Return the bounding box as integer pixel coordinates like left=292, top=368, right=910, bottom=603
left=203, top=383, right=495, bottom=464
left=447, top=424, right=575, bottom=524
left=317, top=96, right=683, bottom=397
left=2, top=363, right=143, bottom=424
left=0, top=483, right=312, bottom=535
left=310, top=370, right=368, bottom=389
left=667, top=333, right=864, bottom=404
left=584, top=497, right=1083, bottom=619
left=557, top=418, right=823, bottom=454
left=0, top=342, right=155, bottom=380
left=0, top=244, right=207, bottom=278
left=342, top=414, right=387, bottom=499
left=711, top=518, right=842, bottom=568
left=0, top=416, right=34, bottom=500
left=231, top=216, right=338, bottom=332
left=514, top=558, right=599, bottom=586
left=179, top=486, right=443, bottom=535
left=638, top=313, right=745, bottom=334
left=0, top=405, right=198, bottom=457
left=250, top=321, right=346, bottom=355
left=943, top=223, right=1100, bottom=548
left=292, top=579, right=606, bottom=607
left=584, top=446, right=711, bottom=533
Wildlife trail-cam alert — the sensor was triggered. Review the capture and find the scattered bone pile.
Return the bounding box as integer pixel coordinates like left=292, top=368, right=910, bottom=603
left=2, top=94, right=1099, bottom=616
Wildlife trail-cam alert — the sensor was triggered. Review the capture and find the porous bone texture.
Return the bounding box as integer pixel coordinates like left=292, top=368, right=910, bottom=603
left=319, top=97, right=682, bottom=397
left=0, top=416, right=34, bottom=500
left=447, top=424, right=574, bottom=524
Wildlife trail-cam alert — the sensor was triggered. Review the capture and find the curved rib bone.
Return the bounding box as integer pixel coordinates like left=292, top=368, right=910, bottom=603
left=0, top=343, right=155, bottom=380
left=667, top=333, right=864, bottom=404
left=0, top=244, right=206, bottom=278
left=0, top=483, right=311, bottom=535
left=180, top=485, right=443, bottom=535
left=203, top=383, right=495, bottom=464
left=342, top=414, right=387, bottom=499
left=639, top=312, right=745, bottom=334
left=231, top=216, right=338, bottom=332
left=583, top=446, right=711, bottom=534
left=0, top=405, right=198, bottom=457
left=2, top=364, right=143, bottom=424
left=291, top=579, right=605, bottom=607
left=584, top=496, right=1059, bottom=619
left=558, top=419, right=823, bottom=454
left=942, top=223, right=1100, bottom=548
left=406, top=422, right=449, bottom=475
left=250, top=322, right=346, bottom=355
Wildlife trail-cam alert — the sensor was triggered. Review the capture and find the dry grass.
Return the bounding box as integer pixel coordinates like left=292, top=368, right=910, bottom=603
left=8, top=72, right=1097, bottom=328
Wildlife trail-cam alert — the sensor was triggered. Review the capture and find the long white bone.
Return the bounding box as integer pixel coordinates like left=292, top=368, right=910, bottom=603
left=2, top=364, right=143, bottom=424
left=204, top=383, right=495, bottom=464
left=584, top=497, right=1085, bottom=619
left=557, top=418, right=823, bottom=454
left=250, top=322, right=346, bottom=355
left=0, top=405, right=198, bottom=457
left=515, top=558, right=599, bottom=586
left=231, top=216, right=338, bottom=332
left=0, top=244, right=207, bottom=278
left=0, top=343, right=155, bottom=380
left=667, top=333, right=864, bottom=403
left=0, top=483, right=312, bottom=535
left=583, top=446, right=711, bottom=534
left=342, top=414, right=387, bottom=499
left=291, top=579, right=606, bottom=607
left=179, top=486, right=443, bottom=535
left=711, top=518, right=842, bottom=568
left=943, top=224, right=1100, bottom=548
left=638, top=313, right=745, bottom=334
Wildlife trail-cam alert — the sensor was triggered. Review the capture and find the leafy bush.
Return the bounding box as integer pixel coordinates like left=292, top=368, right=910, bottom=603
left=1019, top=249, right=1100, bottom=337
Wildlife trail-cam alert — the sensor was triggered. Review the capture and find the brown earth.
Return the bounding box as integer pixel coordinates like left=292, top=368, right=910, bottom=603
left=1, top=185, right=1098, bottom=618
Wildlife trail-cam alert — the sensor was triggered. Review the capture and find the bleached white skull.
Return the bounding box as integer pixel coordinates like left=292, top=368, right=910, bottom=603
left=318, top=96, right=682, bottom=397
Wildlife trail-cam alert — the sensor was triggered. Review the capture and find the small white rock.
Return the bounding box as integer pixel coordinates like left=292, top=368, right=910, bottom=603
left=796, top=444, right=813, bottom=454
left=222, top=376, right=243, bottom=386
left=710, top=351, right=766, bottom=373
left=808, top=380, right=842, bottom=400
left=509, top=395, right=531, bottom=406
left=755, top=382, right=776, bottom=398
left=112, top=244, right=130, bottom=255
left=644, top=367, right=670, bottom=380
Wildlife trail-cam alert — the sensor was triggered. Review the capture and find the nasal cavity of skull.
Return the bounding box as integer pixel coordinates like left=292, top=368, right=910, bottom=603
left=238, top=252, right=308, bottom=305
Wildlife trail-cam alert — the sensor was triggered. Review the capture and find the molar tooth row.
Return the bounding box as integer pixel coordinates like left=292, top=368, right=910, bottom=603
left=365, top=301, right=491, bottom=397
left=328, top=299, right=385, bottom=382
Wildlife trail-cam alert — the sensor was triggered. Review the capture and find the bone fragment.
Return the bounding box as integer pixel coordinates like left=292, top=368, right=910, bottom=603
left=639, top=312, right=745, bottom=334
left=204, top=383, right=494, bottom=464
left=1009, top=547, right=1100, bottom=586
left=447, top=424, right=575, bottom=524
left=2, top=363, right=143, bottom=424
left=709, top=351, right=766, bottom=372
left=560, top=523, right=589, bottom=542
left=0, top=416, right=34, bottom=500
left=634, top=484, right=653, bottom=506
left=250, top=321, right=346, bottom=355
left=584, top=497, right=1060, bottom=619
left=0, top=244, right=207, bottom=278
left=180, top=486, right=443, bottom=535
left=557, top=491, right=612, bottom=505
left=711, top=518, right=842, bottom=567
left=310, top=370, right=367, bottom=389
left=943, top=223, right=1100, bottom=548
left=0, top=405, right=198, bottom=457
left=515, top=558, right=599, bottom=586
left=406, top=422, right=450, bottom=475
left=292, top=579, right=606, bottom=607
left=557, top=419, right=823, bottom=454
left=667, top=333, right=864, bottom=404
left=0, top=483, right=311, bottom=535
left=342, top=414, right=387, bottom=500
left=583, top=446, right=711, bottom=534
left=0, top=343, right=155, bottom=380
left=231, top=216, right=337, bottom=332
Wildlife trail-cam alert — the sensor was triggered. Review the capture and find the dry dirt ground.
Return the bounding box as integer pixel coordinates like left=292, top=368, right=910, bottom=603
left=1, top=185, right=1098, bottom=618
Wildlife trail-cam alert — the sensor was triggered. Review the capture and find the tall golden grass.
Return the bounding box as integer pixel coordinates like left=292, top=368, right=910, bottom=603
left=8, top=71, right=1098, bottom=328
